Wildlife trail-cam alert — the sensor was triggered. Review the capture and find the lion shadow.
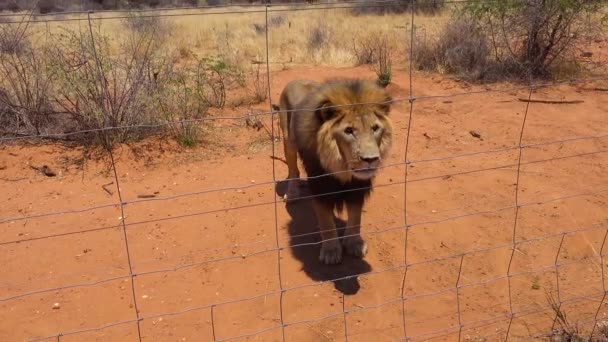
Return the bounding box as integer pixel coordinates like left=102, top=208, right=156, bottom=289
left=276, top=179, right=372, bottom=295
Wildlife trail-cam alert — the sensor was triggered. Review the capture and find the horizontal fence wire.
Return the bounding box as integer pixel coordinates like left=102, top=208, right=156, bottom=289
left=1, top=76, right=607, bottom=143
left=1, top=0, right=607, bottom=341
left=3, top=129, right=607, bottom=225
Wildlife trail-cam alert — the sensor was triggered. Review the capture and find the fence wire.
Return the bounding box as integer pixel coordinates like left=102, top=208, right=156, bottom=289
left=1, top=0, right=608, bottom=341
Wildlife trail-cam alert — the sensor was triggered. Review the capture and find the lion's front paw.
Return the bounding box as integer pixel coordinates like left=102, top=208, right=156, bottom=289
left=319, top=240, right=343, bottom=265
left=283, top=179, right=300, bottom=202
left=343, top=236, right=368, bottom=258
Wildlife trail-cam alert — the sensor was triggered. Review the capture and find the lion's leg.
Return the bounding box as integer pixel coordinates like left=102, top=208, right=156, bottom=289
left=283, top=138, right=300, bottom=201
left=343, top=198, right=368, bottom=258
left=278, top=111, right=300, bottom=201
left=313, top=199, right=342, bottom=264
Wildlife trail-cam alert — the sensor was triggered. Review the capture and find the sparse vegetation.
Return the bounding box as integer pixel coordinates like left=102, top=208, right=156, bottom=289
left=250, top=62, right=269, bottom=103
left=372, top=34, right=393, bottom=87
left=0, top=1, right=606, bottom=147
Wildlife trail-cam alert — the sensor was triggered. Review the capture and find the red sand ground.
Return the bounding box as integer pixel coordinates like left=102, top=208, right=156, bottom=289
left=2, top=65, right=608, bottom=342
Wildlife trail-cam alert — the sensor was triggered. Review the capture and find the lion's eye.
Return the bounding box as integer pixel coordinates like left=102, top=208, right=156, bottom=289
left=344, top=127, right=355, bottom=135
left=372, top=124, right=380, bottom=132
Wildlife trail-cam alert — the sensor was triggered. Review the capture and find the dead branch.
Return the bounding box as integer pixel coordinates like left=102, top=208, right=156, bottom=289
left=101, top=181, right=114, bottom=195
left=270, top=155, right=288, bottom=165
left=517, top=98, right=584, bottom=104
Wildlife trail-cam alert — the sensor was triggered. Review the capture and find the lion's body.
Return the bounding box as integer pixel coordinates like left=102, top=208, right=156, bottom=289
left=275, top=78, right=394, bottom=264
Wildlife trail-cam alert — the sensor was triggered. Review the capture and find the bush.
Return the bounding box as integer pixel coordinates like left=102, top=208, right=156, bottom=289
left=0, top=19, right=30, bottom=55
left=412, top=17, right=492, bottom=81
left=372, top=35, right=393, bottom=87
left=155, top=62, right=207, bottom=147
left=350, top=0, right=445, bottom=16
left=352, top=35, right=377, bottom=65
left=250, top=63, right=268, bottom=103
left=352, top=33, right=394, bottom=86
left=46, top=20, right=166, bottom=148
left=463, top=0, right=605, bottom=78
left=307, top=25, right=330, bottom=52
left=252, top=15, right=285, bottom=35
left=0, top=21, right=55, bottom=136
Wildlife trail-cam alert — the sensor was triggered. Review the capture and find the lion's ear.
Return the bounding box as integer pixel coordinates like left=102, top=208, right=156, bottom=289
left=378, top=95, right=392, bottom=115
left=315, top=100, right=337, bottom=122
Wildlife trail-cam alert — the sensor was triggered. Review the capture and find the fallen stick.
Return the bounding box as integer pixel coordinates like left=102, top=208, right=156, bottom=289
left=517, top=98, right=584, bottom=104
left=101, top=181, right=114, bottom=195
left=270, top=155, right=288, bottom=165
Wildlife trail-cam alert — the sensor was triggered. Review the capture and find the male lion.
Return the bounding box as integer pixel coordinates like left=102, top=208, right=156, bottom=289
left=274, top=78, right=394, bottom=265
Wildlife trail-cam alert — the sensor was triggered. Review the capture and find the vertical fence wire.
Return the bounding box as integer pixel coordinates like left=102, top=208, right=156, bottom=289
left=591, top=224, right=608, bottom=338
left=86, top=11, right=143, bottom=341
left=456, top=254, right=465, bottom=342
left=551, top=233, right=566, bottom=331
left=264, top=5, right=287, bottom=341
left=504, top=83, right=534, bottom=341
left=400, top=1, right=416, bottom=339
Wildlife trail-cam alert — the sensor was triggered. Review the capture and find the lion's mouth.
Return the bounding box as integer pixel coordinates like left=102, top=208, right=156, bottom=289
left=352, top=167, right=377, bottom=176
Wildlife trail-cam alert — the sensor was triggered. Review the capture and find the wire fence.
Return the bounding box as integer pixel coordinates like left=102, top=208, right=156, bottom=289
left=1, top=0, right=608, bottom=341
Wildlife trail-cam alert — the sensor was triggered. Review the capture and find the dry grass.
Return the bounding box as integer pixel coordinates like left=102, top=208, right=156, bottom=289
left=28, top=5, right=447, bottom=69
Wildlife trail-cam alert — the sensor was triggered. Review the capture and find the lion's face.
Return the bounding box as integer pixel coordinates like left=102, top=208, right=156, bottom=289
left=315, top=84, right=394, bottom=182
left=332, top=109, right=392, bottom=180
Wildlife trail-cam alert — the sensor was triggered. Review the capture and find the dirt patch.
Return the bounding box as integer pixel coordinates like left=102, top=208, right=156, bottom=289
left=2, top=66, right=608, bottom=341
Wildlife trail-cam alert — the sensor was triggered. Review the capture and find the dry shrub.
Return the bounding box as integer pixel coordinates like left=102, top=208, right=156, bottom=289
left=412, top=17, right=492, bottom=81
left=250, top=62, right=268, bottom=103
left=463, top=0, right=605, bottom=79
left=253, top=15, right=285, bottom=35
left=372, top=34, right=393, bottom=87
left=155, top=61, right=207, bottom=147
left=307, top=22, right=331, bottom=52
left=352, top=33, right=394, bottom=86
left=433, top=17, right=491, bottom=79
left=350, top=0, right=445, bottom=16
left=0, top=19, right=30, bottom=55
left=199, top=56, right=247, bottom=108
left=0, top=19, right=55, bottom=137
left=352, top=34, right=377, bottom=65
left=46, top=20, right=167, bottom=148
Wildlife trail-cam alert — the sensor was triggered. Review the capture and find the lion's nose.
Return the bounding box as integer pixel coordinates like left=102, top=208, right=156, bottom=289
left=360, top=156, right=379, bottom=164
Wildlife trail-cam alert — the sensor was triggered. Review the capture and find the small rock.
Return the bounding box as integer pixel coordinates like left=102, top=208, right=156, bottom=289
left=469, top=130, right=482, bottom=139
left=581, top=51, right=593, bottom=58
left=52, top=303, right=60, bottom=310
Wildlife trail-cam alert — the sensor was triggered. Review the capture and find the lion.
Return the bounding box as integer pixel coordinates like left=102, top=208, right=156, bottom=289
left=274, top=78, right=394, bottom=265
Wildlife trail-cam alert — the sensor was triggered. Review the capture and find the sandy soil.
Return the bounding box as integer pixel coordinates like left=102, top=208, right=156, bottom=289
left=2, top=65, right=608, bottom=342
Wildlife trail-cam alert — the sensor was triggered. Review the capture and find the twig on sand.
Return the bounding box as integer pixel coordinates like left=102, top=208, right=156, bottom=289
left=101, top=181, right=114, bottom=195
left=517, top=98, right=583, bottom=104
